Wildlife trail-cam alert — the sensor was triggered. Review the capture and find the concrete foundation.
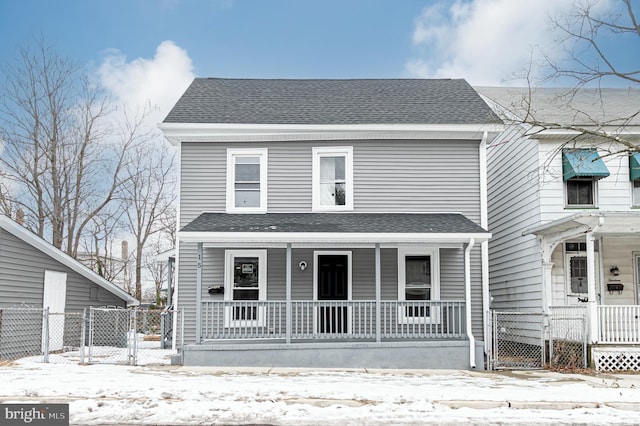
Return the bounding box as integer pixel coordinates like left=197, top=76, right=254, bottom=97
left=179, top=340, right=485, bottom=370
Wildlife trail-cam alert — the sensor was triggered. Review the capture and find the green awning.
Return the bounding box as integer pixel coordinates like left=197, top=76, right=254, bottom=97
left=630, top=153, right=640, bottom=181
left=562, top=149, right=610, bottom=181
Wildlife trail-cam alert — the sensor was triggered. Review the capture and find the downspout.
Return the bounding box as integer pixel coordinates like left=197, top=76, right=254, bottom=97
left=465, top=238, right=476, bottom=368
left=479, top=131, right=491, bottom=363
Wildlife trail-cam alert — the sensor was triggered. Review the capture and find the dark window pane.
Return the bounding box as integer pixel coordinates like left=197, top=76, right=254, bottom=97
left=234, top=257, right=259, bottom=288
left=567, top=179, right=594, bottom=205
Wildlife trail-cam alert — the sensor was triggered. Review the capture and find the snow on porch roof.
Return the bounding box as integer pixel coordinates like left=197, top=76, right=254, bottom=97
left=179, top=212, right=490, bottom=244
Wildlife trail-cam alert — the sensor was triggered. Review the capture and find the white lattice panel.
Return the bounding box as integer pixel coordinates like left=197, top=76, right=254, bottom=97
left=593, top=347, right=640, bottom=372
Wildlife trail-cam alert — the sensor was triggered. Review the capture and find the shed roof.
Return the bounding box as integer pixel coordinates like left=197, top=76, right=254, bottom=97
left=0, top=215, right=139, bottom=306
left=164, top=78, right=502, bottom=126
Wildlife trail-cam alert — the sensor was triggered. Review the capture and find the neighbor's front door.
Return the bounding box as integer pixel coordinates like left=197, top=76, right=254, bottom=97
left=316, top=254, right=349, bottom=334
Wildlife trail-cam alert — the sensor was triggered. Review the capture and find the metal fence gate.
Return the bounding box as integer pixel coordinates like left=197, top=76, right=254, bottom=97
left=549, top=307, right=587, bottom=369
left=490, top=311, right=545, bottom=370
left=87, top=307, right=181, bottom=365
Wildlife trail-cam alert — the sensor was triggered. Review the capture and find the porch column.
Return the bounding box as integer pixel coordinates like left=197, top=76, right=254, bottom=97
left=167, top=256, right=174, bottom=307
left=286, top=243, right=292, bottom=344
left=196, top=242, right=203, bottom=344
left=586, top=231, right=598, bottom=344
left=375, top=243, right=381, bottom=343
left=542, top=261, right=553, bottom=314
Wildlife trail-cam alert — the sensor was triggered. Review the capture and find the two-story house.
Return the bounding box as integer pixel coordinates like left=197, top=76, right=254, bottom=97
left=160, top=78, right=503, bottom=369
left=480, top=86, right=640, bottom=371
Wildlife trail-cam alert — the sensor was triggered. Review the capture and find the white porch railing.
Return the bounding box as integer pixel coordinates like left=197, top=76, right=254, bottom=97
left=597, top=305, right=640, bottom=344
left=201, top=300, right=466, bottom=341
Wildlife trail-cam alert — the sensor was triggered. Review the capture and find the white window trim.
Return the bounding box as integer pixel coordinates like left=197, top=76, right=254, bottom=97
left=564, top=178, right=598, bottom=208
left=397, top=247, right=440, bottom=324
left=226, top=148, right=268, bottom=213
left=312, top=146, right=354, bottom=212
left=313, top=250, right=352, bottom=334
left=224, top=249, right=267, bottom=327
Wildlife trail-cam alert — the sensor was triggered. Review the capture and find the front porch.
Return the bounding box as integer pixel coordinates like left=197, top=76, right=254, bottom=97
left=176, top=212, right=491, bottom=369
left=181, top=299, right=481, bottom=369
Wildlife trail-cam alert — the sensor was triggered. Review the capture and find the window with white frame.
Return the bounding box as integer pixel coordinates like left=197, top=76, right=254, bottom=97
left=224, top=250, right=267, bottom=326
left=565, top=178, right=596, bottom=207
left=226, top=148, right=267, bottom=212
left=397, top=247, right=440, bottom=323
left=312, top=146, right=353, bottom=211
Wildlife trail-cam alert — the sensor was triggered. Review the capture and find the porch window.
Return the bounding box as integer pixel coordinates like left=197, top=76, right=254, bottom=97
left=224, top=250, right=267, bottom=326
left=226, top=148, right=267, bottom=212
left=312, top=146, right=353, bottom=211
left=398, top=248, right=440, bottom=323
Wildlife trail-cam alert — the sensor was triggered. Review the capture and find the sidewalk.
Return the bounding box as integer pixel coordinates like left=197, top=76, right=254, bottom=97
left=2, top=361, right=640, bottom=425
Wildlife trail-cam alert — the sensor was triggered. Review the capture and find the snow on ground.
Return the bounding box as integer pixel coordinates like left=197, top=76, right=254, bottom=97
left=2, top=356, right=640, bottom=426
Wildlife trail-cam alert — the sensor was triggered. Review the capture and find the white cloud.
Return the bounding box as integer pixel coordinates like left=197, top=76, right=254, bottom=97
left=96, top=41, right=194, bottom=125
left=405, top=0, right=611, bottom=86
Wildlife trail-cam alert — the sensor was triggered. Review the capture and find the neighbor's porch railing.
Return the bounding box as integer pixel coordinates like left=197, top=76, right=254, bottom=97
left=597, top=305, right=640, bottom=344
left=201, top=300, right=466, bottom=341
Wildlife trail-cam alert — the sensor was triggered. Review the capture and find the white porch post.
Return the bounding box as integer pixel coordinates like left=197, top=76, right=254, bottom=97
left=375, top=243, right=381, bottom=343
left=286, top=243, right=292, bottom=344
left=586, top=231, right=598, bottom=344
left=196, top=242, right=203, bottom=344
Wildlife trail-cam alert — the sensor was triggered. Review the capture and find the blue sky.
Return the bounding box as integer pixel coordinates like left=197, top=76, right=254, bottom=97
left=0, top=0, right=637, bottom=120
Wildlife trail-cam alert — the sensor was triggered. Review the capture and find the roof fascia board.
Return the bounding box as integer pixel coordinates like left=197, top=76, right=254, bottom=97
left=178, top=231, right=491, bottom=244
left=159, top=123, right=505, bottom=145
left=0, top=216, right=139, bottom=306
left=531, top=127, right=640, bottom=139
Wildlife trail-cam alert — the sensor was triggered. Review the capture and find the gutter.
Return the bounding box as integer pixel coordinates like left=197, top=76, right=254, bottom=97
left=465, top=238, right=476, bottom=368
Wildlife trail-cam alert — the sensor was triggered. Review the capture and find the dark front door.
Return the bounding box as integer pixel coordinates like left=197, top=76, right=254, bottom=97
left=317, top=254, right=348, bottom=334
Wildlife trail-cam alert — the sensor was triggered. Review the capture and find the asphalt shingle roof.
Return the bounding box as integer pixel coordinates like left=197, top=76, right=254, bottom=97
left=180, top=213, right=487, bottom=234
left=476, top=86, right=640, bottom=127
left=164, top=78, right=502, bottom=125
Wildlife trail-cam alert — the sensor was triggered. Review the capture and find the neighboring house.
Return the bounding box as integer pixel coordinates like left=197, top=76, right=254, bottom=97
left=479, top=87, right=640, bottom=369
left=0, top=214, right=139, bottom=311
left=160, top=78, right=503, bottom=369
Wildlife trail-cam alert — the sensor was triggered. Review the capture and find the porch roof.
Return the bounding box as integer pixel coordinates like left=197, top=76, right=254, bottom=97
left=179, top=212, right=490, bottom=244
left=523, top=211, right=640, bottom=239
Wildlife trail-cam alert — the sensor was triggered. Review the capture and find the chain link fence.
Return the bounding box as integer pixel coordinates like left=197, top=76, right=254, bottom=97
left=0, top=307, right=181, bottom=366
left=548, top=306, right=587, bottom=369
left=86, top=308, right=182, bottom=365
left=489, top=311, right=545, bottom=370
left=0, top=308, right=44, bottom=361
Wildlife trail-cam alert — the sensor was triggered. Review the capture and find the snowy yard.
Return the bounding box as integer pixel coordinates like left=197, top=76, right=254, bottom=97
left=1, top=357, right=640, bottom=425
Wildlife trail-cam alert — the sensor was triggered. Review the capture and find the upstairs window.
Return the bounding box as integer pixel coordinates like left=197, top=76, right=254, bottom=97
left=312, top=146, right=353, bottom=211
left=226, top=148, right=267, bottom=212
left=562, top=149, right=608, bottom=209
left=566, top=178, right=596, bottom=207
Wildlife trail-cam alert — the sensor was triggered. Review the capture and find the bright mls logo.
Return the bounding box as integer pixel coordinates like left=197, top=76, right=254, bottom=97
left=1, top=404, right=68, bottom=425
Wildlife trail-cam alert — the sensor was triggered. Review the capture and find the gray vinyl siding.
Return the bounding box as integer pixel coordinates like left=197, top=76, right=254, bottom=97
left=0, top=228, right=127, bottom=310
left=177, top=137, right=485, bottom=344
left=177, top=245, right=483, bottom=343
left=180, top=139, right=482, bottom=225
left=487, top=126, right=544, bottom=311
